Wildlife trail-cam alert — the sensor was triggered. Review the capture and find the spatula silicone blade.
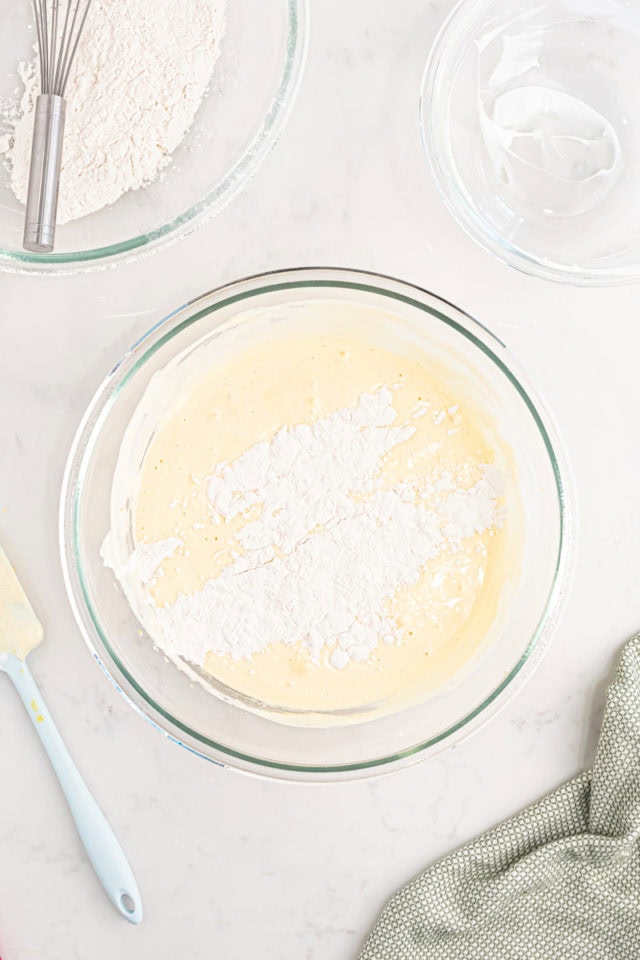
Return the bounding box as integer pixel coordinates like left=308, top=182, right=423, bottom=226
left=0, top=545, right=142, bottom=923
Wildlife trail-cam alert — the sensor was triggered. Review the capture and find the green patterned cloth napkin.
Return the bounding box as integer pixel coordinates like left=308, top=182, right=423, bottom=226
left=359, top=635, right=640, bottom=959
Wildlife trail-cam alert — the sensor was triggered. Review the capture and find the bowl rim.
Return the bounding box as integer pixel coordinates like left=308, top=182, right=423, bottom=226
left=0, top=0, right=309, bottom=275
left=59, top=266, right=575, bottom=780
left=420, top=0, right=640, bottom=287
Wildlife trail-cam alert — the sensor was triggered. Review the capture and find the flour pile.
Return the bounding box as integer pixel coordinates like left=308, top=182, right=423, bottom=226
left=117, top=388, right=504, bottom=670
left=3, top=0, right=225, bottom=222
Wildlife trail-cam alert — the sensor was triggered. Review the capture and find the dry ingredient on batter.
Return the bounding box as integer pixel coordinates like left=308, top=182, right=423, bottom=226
left=103, top=312, right=517, bottom=717
left=1, top=0, right=226, bottom=222
left=116, top=387, right=504, bottom=671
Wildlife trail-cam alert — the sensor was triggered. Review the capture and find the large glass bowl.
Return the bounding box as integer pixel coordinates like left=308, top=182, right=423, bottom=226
left=421, top=0, right=640, bottom=285
left=60, top=268, right=574, bottom=781
left=0, top=0, right=307, bottom=273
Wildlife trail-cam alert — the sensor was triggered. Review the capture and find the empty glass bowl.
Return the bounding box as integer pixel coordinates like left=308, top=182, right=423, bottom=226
left=61, top=268, right=574, bottom=781
left=0, top=0, right=308, bottom=273
left=422, top=0, right=640, bottom=284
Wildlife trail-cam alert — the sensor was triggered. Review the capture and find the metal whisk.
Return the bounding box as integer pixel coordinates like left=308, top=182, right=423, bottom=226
left=23, top=0, right=93, bottom=253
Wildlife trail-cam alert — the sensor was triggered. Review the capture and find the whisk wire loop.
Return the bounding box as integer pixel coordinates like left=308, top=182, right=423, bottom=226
left=53, top=0, right=74, bottom=94
left=59, top=1, right=93, bottom=95
left=31, top=0, right=93, bottom=97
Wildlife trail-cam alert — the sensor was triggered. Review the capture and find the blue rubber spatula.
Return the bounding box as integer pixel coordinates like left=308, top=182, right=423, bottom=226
left=0, top=545, right=142, bottom=923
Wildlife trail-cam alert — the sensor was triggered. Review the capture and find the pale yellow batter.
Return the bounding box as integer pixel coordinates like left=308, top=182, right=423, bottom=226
left=111, top=305, right=517, bottom=719
left=0, top=546, right=43, bottom=660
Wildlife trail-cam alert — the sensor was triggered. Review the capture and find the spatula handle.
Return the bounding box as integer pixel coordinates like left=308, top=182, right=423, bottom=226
left=4, top=655, right=142, bottom=924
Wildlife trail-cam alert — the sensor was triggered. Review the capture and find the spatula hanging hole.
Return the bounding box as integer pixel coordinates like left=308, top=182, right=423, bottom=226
left=120, top=892, right=136, bottom=914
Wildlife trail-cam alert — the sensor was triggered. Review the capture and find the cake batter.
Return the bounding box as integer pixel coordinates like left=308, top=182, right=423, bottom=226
left=104, top=302, right=516, bottom=719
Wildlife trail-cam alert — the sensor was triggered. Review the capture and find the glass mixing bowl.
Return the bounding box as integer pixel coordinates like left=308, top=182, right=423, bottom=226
left=60, top=268, right=574, bottom=781
left=0, top=0, right=307, bottom=273
left=422, top=0, right=640, bottom=285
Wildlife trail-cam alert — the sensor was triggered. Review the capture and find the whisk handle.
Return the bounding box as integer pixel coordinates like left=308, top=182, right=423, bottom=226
left=23, top=93, right=66, bottom=254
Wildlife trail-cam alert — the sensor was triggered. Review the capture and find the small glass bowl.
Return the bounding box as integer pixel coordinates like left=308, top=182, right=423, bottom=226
left=422, top=0, right=640, bottom=285
left=60, top=268, right=574, bottom=781
left=0, top=0, right=308, bottom=273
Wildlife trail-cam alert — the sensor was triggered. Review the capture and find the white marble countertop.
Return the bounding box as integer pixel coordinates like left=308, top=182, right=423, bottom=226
left=2, top=1, right=640, bottom=957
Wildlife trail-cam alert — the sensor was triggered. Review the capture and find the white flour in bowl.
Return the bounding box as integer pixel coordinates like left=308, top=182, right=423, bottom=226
left=2, top=0, right=226, bottom=222
left=110, top=388, right=505, bottom=671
